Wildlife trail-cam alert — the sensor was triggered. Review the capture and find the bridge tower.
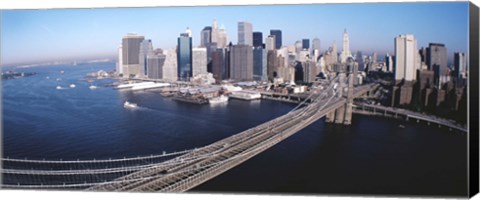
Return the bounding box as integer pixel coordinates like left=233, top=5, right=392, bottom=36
left=343, top=73, right=354, bottom=125
left=334, top=73, right=346, bottom=124
left=325, top=66, right=355, bottom=125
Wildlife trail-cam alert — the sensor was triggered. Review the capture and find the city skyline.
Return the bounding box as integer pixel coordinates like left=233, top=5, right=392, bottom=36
left=1, top=2, right=469, bottom=66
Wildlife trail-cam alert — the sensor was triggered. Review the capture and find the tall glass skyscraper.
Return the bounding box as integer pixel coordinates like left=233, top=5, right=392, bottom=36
left=270, top=29, right=282, bottom=49
left=177, top=32, right=192, bottom=81
left=200, top=26, right=212, bottom=47
left=302, top=39, right=310, bottom=50
left=253, top=47, right=267, bottom=81
left=253, top=32, right=263, bottom=48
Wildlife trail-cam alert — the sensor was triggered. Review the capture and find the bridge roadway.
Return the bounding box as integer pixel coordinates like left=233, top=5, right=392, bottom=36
left=1, top=77, right=375, bottom=191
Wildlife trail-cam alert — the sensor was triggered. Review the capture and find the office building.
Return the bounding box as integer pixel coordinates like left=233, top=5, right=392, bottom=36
left=211, top=48, right=227, bottom=81
left=192, top=47, right=208, bottom=77
left=302, top=39, right=310, bottom=50
left=340, top=29, right=352, bottom=63
left=253, top=47, right=267, bottom=81
left=200, top=26, right=212, bottom=47
left=238, top=21, right=253, bottom=46
left=163, top=49, right=178, bottom=81
left=270, top=29, right=282, bottom=49
left=139, top=39, right=154, bottom=77
left=177, top=30, right=193, bottom=81
left=428, top=43, right=448, bottom=85
left=385, top=53, right=394, bottom=72
left=212, top=19, right=219, bottom=44
left=122, top=33, right=144, bottom=77
left=217, top=25, right=228, bottom=48
left=454, top=52, right=466, bottom=79
left=147, top=54, right=166, bottom=79
left=312, top=37, right=320, bottom=60
left=117, top=45, right=123, bottom=75
left=265, top=35, right=275, bottom=51
left=230, top=44, right=253, bottom=80
left=394, top=34, right=418, bottom=82
left=253, top=32, right=263, bottom=48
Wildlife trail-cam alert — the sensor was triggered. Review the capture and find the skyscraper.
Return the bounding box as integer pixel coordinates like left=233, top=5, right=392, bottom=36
left=253, top=47, right=267, bottom=81
left=139, top=39, right=154, bottom=77
left=217, top=25, right=228, bottom=48
left=230, top=44, right=253, bottom=80
left=302, top=39, right=310, bottom=50
left=427, top=43, right=448, bottom=85
left=122, top=33, right=144, bottom=77
left=147, top=53, right=166, bottom=79
left=192, top=47, right=208, bottom=77
left=163, top=49, right=178, bottom=81
left=211, top=48, right=227, bottom=81
left=385, top=53, right=394, bottom=72
left=211, top=19, right=219, bottom=44
left=394, top=34, right=418, bottom=82
left=295, top=40, right=302, bottom=54
left=265, top=35, right=275, bottom=51
left=454, top=52, right=466, bottom=79
left=117, top=45, right=123, bottom=75
left=312, top=37, right=321, bottom=60
left=340, top=29, right=352, bottom=63
left=270, top=29, right=282, bottom=49
left=177, top=30, right=193, bottom=81
left=253, top=32, right=263, bottom=48
left=238, top=21, right=253, bottom=46
left=200, top=26, right=212, bottom=47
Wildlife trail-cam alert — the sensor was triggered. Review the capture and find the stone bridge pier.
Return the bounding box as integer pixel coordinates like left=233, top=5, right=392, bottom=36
left=325, top=72, right=354, bottom=125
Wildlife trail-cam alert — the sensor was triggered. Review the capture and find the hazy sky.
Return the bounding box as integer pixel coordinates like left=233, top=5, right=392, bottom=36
left=0, top=2, right=469, bottom=66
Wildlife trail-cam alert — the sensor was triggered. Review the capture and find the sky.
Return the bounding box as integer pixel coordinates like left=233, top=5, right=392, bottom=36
left=0, top=2, right=470, bottom=66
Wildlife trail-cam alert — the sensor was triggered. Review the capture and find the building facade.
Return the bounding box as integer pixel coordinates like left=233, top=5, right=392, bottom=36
left=122, top=33, right=145, bottom=77
left=177, top=32, right=193, bottom=81
left=253, top=47, right=267, bottom=81
left=270, top=29, right=282, bottom=49
left=192, top=47, right=208, bottom=77
left=428, top=43, right=448, bottom=85
left=253, top=31, right=263, bottom=48
left=230, top=45, right=253, bottom=80
left=238, top=21, right=253, bottom=46
left=200, top=26, right=212, bottom=47
left=394, top=34, right=418, bottom=82
left=147, top=54, right=166, bottom=79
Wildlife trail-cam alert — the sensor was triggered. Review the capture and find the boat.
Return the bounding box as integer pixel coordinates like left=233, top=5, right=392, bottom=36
left=209, top=95, right=229, bottom=104
left=124, top=101, right=138, bottom=109
left=69, top=84, right=76, bottom=88
left=229, top=90, right=262, bottom=101
left=89, top=85, right=97, bottom=90
left=56, top=86, right=62, bottom=90
left=398, top=124, right=405, bottom=128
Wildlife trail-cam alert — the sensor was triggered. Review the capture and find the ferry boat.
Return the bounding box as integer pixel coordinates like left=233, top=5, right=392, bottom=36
left=124, top=101, right=138, bottom=109
left=209, top=95, right=229, bottom=104
left=229, top=91, right=262, bottom=101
